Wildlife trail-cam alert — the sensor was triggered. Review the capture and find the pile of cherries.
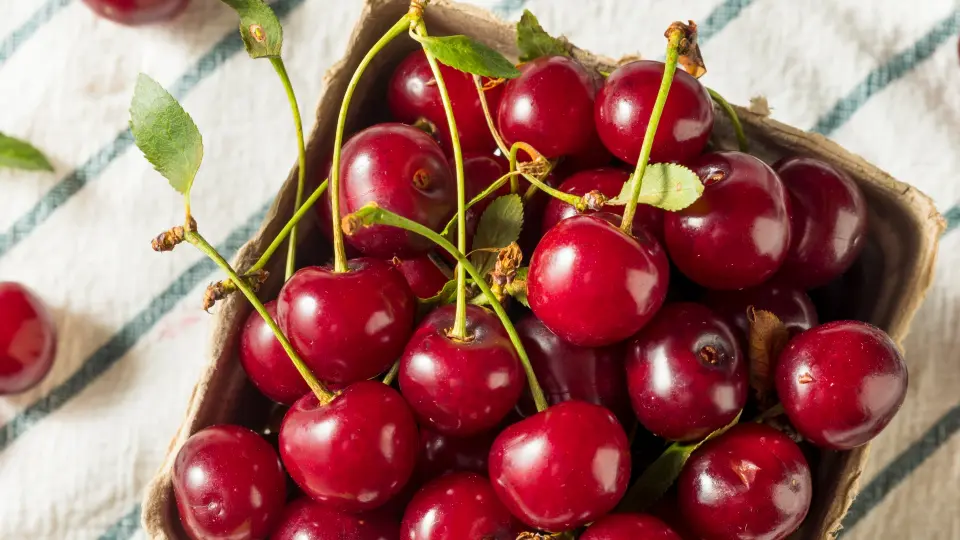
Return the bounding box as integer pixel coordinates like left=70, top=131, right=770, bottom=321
left=169, top=27, right=909, bottom=540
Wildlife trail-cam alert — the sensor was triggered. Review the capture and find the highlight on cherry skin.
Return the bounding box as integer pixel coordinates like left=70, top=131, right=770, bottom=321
left=0, top=282, right=57, bottom=395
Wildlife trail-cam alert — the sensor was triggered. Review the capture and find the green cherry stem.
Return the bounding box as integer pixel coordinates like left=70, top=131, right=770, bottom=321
left=473, top=75, right=510, bottom=157
left=620, top=28, right=683, bottom=236
left=245, top=179, right=328, bottom=276
left=382, top=360, right=400, bottom=386
left=185, top=230, right=333, bottom=405
left=439, top=170, right=523, bottom=237
left=269, top=57, right=308, bottom=280
left=707, top=87, right=749, bottom=152
left=344, top=205, right=549, bottom=412
left=330, top=15, right=411, bottom=273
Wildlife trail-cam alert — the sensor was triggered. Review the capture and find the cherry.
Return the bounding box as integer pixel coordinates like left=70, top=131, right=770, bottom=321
left=463, top=151, right=510, bottom=217
left=399, top=304, right=523, bottom=436
left=703, top=284, right=818, bottom=342
left=81, top=0, right=188, bottom=25
left=773, top=156, right=868, bottom=290
left=554, top=129, right=613, bottom=177
left=775, top=320, right=907, bottom=450
left=388, top=49, right=504, bottom=155
left=626, top=302, right=747, bottom=441
left=172, top=425, right=286, bottom=540
left=279, top=381, right=419, bottom=512
left=416, top=427, right=496, bottom=482
left=517, top=171, right=559, bottom=257
left=514, top=314, right=633, bottom=427
left=595, top=60, right=714, bottom=165
left=497, top=56, right=597, bottom=158
left=488, top=401, right=631, bottom=531
left=391, top=256, right=450, bottom=299
left=527, top=214, right=669, bottom=347
left=329, top=123, right=455, bottom=258
left=401, top=473, right=519, bottom=540
left=581, top=513, right=682, bottom=540
left=664, top=152, right=793, bottom=290
left=0, top=282, right=56, bottom=395
left=540, top=167, right=664, bottom=242
left=271, top=498, right=398, bottom=540
left=677, top=423, right=812, bottom=540
left=277, top=258, right=415, bottom=386
left=239, top=300, right=309, bottom=405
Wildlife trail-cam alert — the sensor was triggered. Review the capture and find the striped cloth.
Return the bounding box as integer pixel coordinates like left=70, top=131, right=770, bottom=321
left=0, top=0, right=957, bottom=538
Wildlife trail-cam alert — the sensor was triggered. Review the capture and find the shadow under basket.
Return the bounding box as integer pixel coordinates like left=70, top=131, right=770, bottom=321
left=141, top=0, right=944, bottom=538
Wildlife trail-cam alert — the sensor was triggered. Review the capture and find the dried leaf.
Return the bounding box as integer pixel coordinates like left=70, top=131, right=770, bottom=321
left=470, top=194, right=524, bottom=277
left=667, top=20, right=705, bottom=78
left=747, top=308, right=790, bottom=406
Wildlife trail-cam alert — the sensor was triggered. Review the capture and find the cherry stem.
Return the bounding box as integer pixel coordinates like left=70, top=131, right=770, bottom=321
left=415, top=19, right=469, bottom=341
left=330, top=15, right=411, bottom=273
left=518, top=170, right=579, bottom=208
left=439, top=170, right=523, bottom=237
left=184, top=230, right=333, bottom=405
left=473, top=75, right=510, bottom=157
left=345, top=205, right=550, bottom=412
left=620, top=29, right=683, bottom=236
left=507, top=144, right=521, bottom=194
left=245, top=179, right=328, bottom=276
left=269, top=57, right=308, bottom=281
left=382, top=360, right=400, bottom=386
left=707, top=87, right=748, bottom=152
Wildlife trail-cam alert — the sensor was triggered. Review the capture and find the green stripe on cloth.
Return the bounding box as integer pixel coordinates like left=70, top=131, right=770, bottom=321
left=98, top=504, right=141, bottom=540
left=698, top=0, right=755, bottom=43
left=0, top=0, right=73, bottom=69
left=943, top=204, right=960, bottom=233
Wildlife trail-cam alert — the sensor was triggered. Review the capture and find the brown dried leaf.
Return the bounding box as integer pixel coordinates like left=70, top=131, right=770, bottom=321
left=667, top=20, right=706, bottom=78
left=747, top=307, right=790, bottom=406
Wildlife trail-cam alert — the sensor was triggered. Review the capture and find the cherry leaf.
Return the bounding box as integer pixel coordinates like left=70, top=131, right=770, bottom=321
left=0, top=133, right=52, bottom=171
left=516, top=9, right=569, bottom=62
left=219, top=0, right=283, bottom=58
left=471, top=194, right=524, bottom=277
left=416, top=35, right=521, bottom=79
left=606, top=163, right=703, bottom=211
left=747, top=308, right=790, bottom=407
left=129, top=74, right=204, bottom=196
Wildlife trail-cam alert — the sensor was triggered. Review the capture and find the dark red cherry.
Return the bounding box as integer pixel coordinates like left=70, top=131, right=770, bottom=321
left=331, top=123, right=455, bottom=258
left=664, top=152, right=793, bottom=290
left=595, top=60, right=714, bottom=165
left=401, top=473, right=518, bottom=540
left=391, top=256, right=450, bottom=299
left=277, top=258, right=415, bottom=386
left=388, top=49, right=504, bottom=155
left=626, top=303, right=747, bottom=441
left=540, top=167, right=664, bottom=241
left=517, top=171, right=559, bottom=257
left=239, top=301, right=309, bottom=405
left=554, top=129, right=614, bottom=177
left=173, top=425, right=286, bottom=540
left=463, top=152, right=511, bottom=216
left=515, top=314, right=632, bottom=426
left=488, top=401, right=631, bottom=531
left=82, top=0, right=188, bottom=25
left=772, top=156, right=868, bottom=289
left=703, top=284, right=818, bottom=342
left=279, top=381, right=419, bottom=512
left=271, top=498, right=398, bottom=540
left=399, top=304, right=523, bottom=436
left=528, top=214, right=669, bottom=347
left=581, top=513, right=682, bottom=540
left=416, top=427, right=495, bottom=482
left=775, top=320, right=907, bottom=450
left=0, top=282, right=56, bottom=395
left=678, top=423, right=812, bottom=540
left=497, top=56, right=597, bottom=158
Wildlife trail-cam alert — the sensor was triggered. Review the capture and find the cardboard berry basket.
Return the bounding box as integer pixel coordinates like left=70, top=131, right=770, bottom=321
left=141, top=0, right=943, bottom=537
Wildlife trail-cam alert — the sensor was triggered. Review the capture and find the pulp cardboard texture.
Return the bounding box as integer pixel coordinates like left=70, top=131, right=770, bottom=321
left=141, top=0, right=944, bottom=537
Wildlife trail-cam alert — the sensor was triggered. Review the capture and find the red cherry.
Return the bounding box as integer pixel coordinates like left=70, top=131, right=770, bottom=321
left=173, top=425, right=286, bottom=540
left=463, top=151, right=511, bottom=217
left=664, top=152, right=793, bottom=290
left=279, top=381, right=419, bottom=512
left=773, top=156, right=868, bottom=289
left=401, top=473, right=519, bottom=540
left=81, top=0, right=188, bottom=25
left=399, top=305, right=523, bottom=436
left=554, top=129, right=614, bottom=177
left=514, top=314, right=633, bottom=427
left=239, top=301, right=309, bottom=405
left=581, top=513, right=682, bottom=540
left=0, top=282, right=56, bottom=395
left=527, top=214, right=669, bottom=347
left=488, top=401, right=631, bottom=531
left=388, top=49, right=504, bottom=155
left=390, top=256, right=450, bottom=299
left=277, top=258, right=415, bottom=386
left=497, top=56, right=597, bottom=158
left=540, top=167, right=664, bottom=241
left=703, top=284, right=819, bottom=343
left=626, top=303, right=747, bottom=441
left=416, top=427, right=495, bottom=482
left=271, top=498, right=398, bottom=540
left=330, top=123, right=455, bottom=258
left=517, top=172, right=559, bottom=257
left=775, top=320, right=907, bottom=450
left=595, top=60, right=714, bottom=164
left=678, top=423, right=812, bottom=540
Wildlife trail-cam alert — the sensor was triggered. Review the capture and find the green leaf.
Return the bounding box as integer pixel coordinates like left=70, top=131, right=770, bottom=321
left=129, top=74, right=204, bottom=196
left=470, top=194, right=524, bottom=277
left=417, top=34, right=521, bottom=79
left=507, top=267, right=529, bottom=308
left=219, top=0, right=283, bottom=58
left=0, top=133, right=53, bottom=171
left=516, top=9, right=569, bottom=62
left=606, top=163, right=704, bottom=211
